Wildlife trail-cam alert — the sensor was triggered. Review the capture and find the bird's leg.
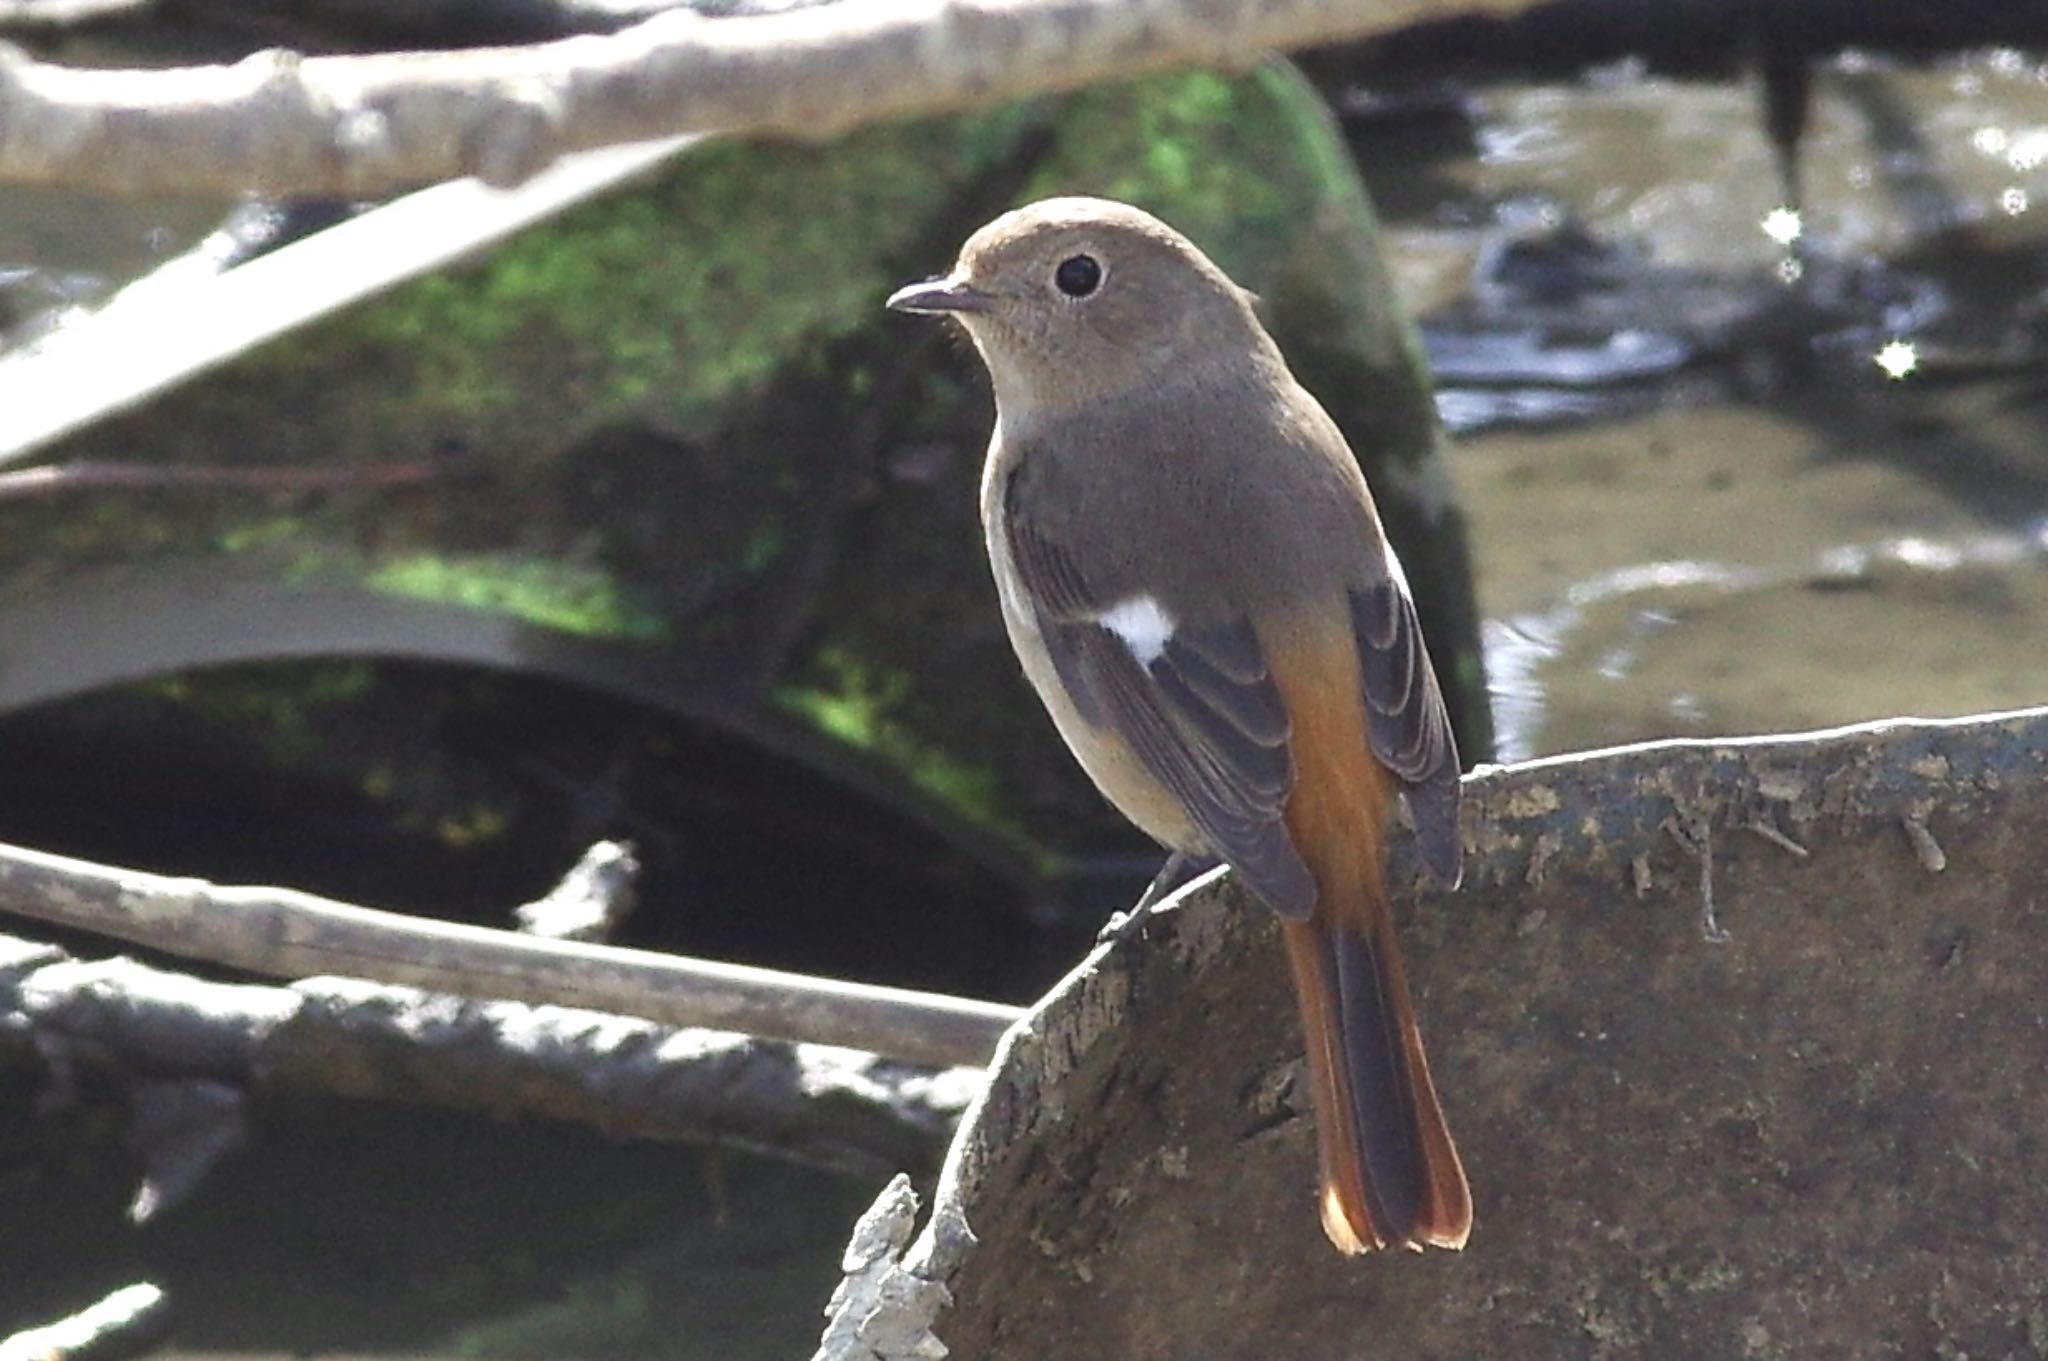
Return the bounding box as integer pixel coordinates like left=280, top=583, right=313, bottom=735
left=1097, top=849, right=1221, bottom=944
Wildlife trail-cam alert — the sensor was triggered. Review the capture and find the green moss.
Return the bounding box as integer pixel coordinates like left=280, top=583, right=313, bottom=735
left=121, top=102, right=1053, bottom=474
left=366, top=555, right=669, bottom=641
left=214, top=515, right=310, bottom=555
left=1028, top=68, right=1308, bottom=274
left=775, top=646, right=1019, bottom=848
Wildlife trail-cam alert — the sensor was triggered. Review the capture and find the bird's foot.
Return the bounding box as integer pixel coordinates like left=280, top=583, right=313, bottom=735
left=1095, top=850, right=1218, bottom=945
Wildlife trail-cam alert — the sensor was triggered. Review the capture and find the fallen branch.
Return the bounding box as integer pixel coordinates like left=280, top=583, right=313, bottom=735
left=0, top=1283, right=169, bottom=1361
left=0, top=0, right=1534, bottom=196
left=2, top=932, right=975, bottom=1182
left=0, top=841, right=1022, bottom=1068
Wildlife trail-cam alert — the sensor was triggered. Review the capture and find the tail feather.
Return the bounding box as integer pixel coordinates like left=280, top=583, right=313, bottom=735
left=1262, top=614, right=1470, bottom=1254
left=1282, top=910, right=1470, bottom=1254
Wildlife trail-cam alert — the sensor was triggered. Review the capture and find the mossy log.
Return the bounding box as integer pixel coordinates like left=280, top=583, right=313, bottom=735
left=820, top=706, right=2048, bottom=1360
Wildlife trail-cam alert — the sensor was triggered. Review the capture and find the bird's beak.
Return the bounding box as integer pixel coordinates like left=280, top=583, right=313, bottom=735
left=886, top=275, right=994, bottom=315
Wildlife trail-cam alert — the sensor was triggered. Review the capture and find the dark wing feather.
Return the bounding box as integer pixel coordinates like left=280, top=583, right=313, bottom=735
left=1005, top=497, right=1315, bottom=919
left=1350, top=567, right=1463, bottom=888
left=1004, top=506, right=1111, bottom=728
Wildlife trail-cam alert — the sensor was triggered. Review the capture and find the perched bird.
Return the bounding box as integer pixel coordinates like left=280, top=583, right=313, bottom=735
left=887, top=197, right=1469, bottom=1255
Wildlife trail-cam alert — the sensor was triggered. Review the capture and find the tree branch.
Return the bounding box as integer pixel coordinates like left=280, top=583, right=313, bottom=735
left=0, top=1283, right=170, bottom=1361
left=0, top=453, right=457, bottom=503
left=0, top=0, right=1534, bottom=197
left=0, top=840, right=1023, bottom=1069
left=3, top=933, right=976, bottom=1180
left=0, top=0, right=152, bottom=32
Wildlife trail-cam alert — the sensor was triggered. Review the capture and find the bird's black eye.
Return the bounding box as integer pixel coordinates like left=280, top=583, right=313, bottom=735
left=1054, top=254, right=1102, bottom=298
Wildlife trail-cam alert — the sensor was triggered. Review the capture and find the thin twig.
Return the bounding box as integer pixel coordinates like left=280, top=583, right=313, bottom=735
left=0, top=840, right=1022, bottom=1068
left=1663, top=812, right=1727, bottom=944
left=1734, top=816, right=1809, bottom=859
left=0, top=455, right=456, bottom=503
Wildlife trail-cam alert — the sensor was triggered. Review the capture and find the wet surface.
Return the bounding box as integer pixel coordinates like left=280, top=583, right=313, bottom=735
left=1348, top=51, right=2048, bottom=759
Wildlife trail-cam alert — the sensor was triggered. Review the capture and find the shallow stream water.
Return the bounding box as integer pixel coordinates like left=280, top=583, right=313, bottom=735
left=1367, top=52, right=2048, bottom=760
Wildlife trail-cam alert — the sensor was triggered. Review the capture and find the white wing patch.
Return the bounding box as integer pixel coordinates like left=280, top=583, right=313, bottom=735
left=1096, top=595, right=1176, bottom=666
left=1385, top=544, right=1412, bottom=598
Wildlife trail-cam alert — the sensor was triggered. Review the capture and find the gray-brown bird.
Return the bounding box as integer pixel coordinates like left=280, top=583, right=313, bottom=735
left=887, top=197, right=1470, bottom=1255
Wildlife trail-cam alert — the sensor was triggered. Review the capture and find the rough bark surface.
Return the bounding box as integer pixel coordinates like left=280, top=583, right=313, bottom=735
left=824, top=707, right=2048, bottom=1360
left=0, top=936, right=977, bottom=1181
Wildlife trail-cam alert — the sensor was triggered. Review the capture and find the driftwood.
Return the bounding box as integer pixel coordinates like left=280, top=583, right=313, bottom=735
left=0, top=842, right=1022, bottom=1069
left=0, top=0, right=1540, bottom=196
left=2, top=932, right=977, bottom=1191
left=817, top=706, right=2048, bottom=1360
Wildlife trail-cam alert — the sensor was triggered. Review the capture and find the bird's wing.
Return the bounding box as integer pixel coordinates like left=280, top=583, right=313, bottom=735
left=1004, top=482, right=1317, bottom=919
left=1349, top=558, right=1463, bottom=887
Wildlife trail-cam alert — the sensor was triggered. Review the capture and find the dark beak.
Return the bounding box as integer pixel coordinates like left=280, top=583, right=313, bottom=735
left=886, top=276, right=994, bottom=315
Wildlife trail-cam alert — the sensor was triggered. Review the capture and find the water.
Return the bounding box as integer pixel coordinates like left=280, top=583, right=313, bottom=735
left=1358, top=51, right=2048, bottom=760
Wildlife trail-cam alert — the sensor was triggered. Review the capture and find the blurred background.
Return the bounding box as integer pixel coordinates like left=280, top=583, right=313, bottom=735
left=2, top=2, right=2046, bottom=1356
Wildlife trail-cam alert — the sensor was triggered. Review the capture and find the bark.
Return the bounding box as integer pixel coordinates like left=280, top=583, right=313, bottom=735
left=0, top=0, right=1537, bottom=196
left=817, top=706, right=2048, bottom=1360
left=2, top=930, right=979, bottom=1180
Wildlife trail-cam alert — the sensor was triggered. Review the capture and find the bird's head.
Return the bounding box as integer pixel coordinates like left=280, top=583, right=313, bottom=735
left=887, top=197, right=1267, bottom=415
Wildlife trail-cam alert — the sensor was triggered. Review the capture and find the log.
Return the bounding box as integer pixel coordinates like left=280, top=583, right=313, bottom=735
left=0, top=933, right=975, bottom=1182
left=816, top=706, right=2048, bottom=1359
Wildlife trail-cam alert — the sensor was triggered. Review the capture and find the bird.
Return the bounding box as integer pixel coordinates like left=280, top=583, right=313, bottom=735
left=886, top=196, right=1470, bottom=1255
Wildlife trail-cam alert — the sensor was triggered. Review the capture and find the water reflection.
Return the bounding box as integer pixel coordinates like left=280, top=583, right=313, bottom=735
left=1361, top=49, right=2048, bottom=760
left=1484, top=532, right=2048, bottom=760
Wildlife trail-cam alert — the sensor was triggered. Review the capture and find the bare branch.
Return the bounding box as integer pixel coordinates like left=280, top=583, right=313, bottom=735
left=0, top=0, right=1535, bottom=197
left=0, top=0, right=152, bottom=32
left=3, top=933, right=976, bottom=1178
left=0, top=1284, right=169, bottom=1361
left=0, top=840, right=1023, bottom=1068
left=0, top=453, right=457, bottom=503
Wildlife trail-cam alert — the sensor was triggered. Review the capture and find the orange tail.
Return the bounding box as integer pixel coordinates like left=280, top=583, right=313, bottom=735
left=1281, top=905, right=1469, bottom=1253
left=1265, top=619, right=1470, bottom=1255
